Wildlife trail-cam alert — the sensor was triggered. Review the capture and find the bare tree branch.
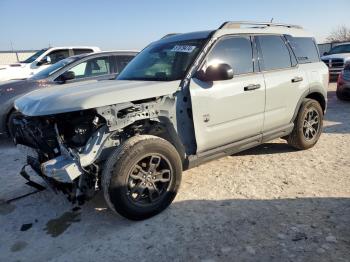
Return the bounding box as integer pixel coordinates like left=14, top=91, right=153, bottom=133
left=326, top=25, right=350, bottom=42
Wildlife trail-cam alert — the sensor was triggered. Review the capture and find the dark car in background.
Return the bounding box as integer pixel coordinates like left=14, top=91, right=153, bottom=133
left=0, top=51, right=138, bottom=136
left=337, top=62, right=350, bottom=101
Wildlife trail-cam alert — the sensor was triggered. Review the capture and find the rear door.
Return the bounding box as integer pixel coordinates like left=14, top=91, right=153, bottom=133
left=255, top=35, right=309, bottom=132
left=190, top=35, right=266, bottom=153
left=72, top=48, right=94, bottom=55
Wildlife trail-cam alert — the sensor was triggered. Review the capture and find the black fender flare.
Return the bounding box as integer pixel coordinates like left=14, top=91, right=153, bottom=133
left=291, top=88, right=326, bottom=123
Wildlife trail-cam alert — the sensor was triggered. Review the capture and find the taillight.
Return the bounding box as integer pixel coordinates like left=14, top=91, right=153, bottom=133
left=337, top=72, right=344, bottom=85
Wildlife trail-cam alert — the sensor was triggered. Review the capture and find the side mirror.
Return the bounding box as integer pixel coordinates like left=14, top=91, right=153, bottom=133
left=37, top=56, right=51, bottom=66
left=60, top=71, right=75, bottom=82
left=323, top=52, right=329, bottom=56
left=196, top=63, right=233, bottom=82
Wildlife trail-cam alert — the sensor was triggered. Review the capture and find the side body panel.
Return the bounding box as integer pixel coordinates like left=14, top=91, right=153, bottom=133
left=262, top=66, right=308, bottom=131
left=190, top=74, right=265, bottom=153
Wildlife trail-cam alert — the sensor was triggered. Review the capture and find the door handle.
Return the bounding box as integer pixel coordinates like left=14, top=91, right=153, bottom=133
left=291, top=76, right=303, bottom=83
left=244, top=84, right=261, bottom=91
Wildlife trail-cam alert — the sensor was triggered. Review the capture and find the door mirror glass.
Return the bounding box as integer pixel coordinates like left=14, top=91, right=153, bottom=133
left=196, top=63, right=233, bottom=82
left=60, top=71, right=75, bottom=82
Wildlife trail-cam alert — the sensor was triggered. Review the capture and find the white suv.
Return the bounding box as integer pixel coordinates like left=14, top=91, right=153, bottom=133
left=13, top=21, right=328, bottom=220
left=0, top=46, right=100, bottom=82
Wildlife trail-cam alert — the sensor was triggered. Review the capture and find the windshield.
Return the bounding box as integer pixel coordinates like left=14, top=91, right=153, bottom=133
left=21, top=49, right=48, bottom=63
left=118, top=39, right=206, bottom=81
left=29, top=57, right=76, bottom=80
left=328, top=44, right=350, bottom=54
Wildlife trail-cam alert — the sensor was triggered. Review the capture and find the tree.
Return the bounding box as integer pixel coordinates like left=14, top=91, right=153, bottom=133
left=326, top=25, right=350, bottom=42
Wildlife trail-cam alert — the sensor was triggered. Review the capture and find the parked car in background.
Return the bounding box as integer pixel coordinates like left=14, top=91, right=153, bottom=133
left=13, top=21, right=328, bottom=220
left=0, top=51, right=138, bottom=136
left=321, top=43, right=350, bottom=78
left=0, top=46, right=100, bottom=82
left=337, top=61, right=350, bottom=100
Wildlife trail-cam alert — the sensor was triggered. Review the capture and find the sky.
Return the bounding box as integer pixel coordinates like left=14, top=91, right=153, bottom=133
left=0, top=0, right=349, bottom=51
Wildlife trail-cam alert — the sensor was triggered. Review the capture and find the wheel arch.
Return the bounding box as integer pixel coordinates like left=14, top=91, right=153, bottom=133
left=122, top=118, right=187, bottom=169
left=291, top=89, right=327, bottom=122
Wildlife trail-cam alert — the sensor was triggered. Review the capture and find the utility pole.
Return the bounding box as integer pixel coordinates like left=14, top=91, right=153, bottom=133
left=11, top=41, right=19, bottom=62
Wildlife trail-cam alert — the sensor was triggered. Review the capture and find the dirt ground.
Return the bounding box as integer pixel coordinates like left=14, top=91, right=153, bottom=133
left=0, top=83, right=349, bottom=262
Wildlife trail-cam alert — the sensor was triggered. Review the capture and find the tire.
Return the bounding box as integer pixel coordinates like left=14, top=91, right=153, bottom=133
left=6, top=110, right=19, bottom=139
left=336, top=90, right=350, bottom=101
left=102, top=135, right=182, bottom=220
left=287, top=99, right=323, bottom=150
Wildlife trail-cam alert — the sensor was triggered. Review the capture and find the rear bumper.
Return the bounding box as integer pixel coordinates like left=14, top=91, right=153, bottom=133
left=329, top=68, right=343, bottom=75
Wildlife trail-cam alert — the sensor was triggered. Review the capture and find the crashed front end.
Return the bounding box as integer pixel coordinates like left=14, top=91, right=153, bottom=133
left=12, top=97, right=173, bottom=203
left=12, top=109, right=110, bottom=203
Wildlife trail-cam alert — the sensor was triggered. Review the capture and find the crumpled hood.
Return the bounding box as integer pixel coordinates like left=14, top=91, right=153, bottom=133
left=15, top=80, right=180, bottom=116
left=321, top=53, right=350, bottom=61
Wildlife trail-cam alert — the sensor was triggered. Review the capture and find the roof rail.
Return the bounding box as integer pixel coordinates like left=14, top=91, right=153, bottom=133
left=219, top=21, right=303, bottom=30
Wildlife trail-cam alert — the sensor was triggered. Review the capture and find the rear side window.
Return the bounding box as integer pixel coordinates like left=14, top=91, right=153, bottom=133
left=116, top=55, right=135, bottom=73
left=285, top=36, right=320, bottom=63
left=256, top=35, right=292, bottom=71
left=67, top=57, right=110, bottom=79
left=73, top=49, right=94, bottom=55
left=206, top=36, right=254, bottom=75
left=47, top=49, right=70, bottom=64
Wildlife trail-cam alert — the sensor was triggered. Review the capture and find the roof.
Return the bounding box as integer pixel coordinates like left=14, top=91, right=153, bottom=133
left=214, top=21, right=312, bottom=38
left=158, top=21, right=313, bottom=45
left=158, top=31, right=214, bottom=43
left=69, top=50, right=139, bottom=60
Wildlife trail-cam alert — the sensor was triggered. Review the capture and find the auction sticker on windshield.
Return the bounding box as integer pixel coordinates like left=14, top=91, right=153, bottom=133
left=171, top=45, right=196, bottom=53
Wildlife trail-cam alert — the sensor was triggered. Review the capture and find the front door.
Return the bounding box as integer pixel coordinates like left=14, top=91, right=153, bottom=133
left=190, top=35, right=265, bottom=153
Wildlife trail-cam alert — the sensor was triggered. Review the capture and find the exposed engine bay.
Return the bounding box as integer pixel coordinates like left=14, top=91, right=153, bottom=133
left=12, top=96, right=190, bottom=204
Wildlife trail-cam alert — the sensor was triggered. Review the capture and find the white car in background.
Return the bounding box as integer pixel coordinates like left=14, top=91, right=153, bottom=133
left=0, top=46, right=100, bottom=82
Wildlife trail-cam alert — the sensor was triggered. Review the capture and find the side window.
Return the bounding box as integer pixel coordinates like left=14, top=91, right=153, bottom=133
left=66, top=57, right=110, bottom=79
left=73, top=49, right=94, bottom=55
left=116, top=55, right=135, bottom=73
left=47, top=49, right=70, bottom=64
left=256, top=35, right=292, bottom=71
left=285, top=36, right=320, bottom=63
left=69, top=62, right=87, bottom=78
left=89, top=57, right=110, bottom=75
left=206, top=36, right=254, bottom=75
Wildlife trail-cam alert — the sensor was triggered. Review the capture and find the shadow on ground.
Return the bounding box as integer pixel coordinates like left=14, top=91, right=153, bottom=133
left=0, top=135, right=13, bottom=148
left=323, top=91, right=350, bottom=134
left=236, top=141, right=297, bottom=156
left=1, top=191, right=349, bottom=262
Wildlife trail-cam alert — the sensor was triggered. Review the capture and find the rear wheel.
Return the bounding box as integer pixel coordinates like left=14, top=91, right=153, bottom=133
left=287, top=99, right=323, bottom=150
left=102, top=135, right=182, bottom=220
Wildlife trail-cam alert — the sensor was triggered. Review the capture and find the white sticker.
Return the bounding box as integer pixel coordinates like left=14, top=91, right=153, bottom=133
left=170, top=45, right=196, bottom=53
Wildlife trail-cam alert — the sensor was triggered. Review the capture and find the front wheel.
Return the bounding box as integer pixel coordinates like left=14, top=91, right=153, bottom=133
left=102, top=135, right=182, bottom=220
left=7, top=110, right=19, bottom=139
left=287, top=99, right=323, bottom=150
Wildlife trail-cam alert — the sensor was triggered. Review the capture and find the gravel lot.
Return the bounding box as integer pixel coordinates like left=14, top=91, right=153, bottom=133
left=0, top=83, right=349, bottom=262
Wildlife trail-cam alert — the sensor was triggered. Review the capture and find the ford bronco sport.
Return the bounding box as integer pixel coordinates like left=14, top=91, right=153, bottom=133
left=13, top=22, right=328, bottom=220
